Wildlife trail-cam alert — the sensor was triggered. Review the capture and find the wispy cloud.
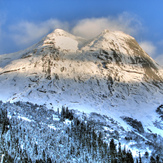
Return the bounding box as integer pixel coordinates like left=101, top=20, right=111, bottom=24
left=71, top=12, right=143, bottom=39
left=8, top=12, right=143, bottom=47
left=155, top=55, right=163, bottom=67
left=9, top=19, right=69, bottom=47
left=139, top=41, right=163, bottom=66
left=1, top=13, right=163, bottom=66
left=139, top=41, right=156, bottom=57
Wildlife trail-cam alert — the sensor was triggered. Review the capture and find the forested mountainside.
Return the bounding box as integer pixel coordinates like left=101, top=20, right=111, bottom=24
left=0, top=29, right=163, bottom=162
left=0, top=101, right=162, bottom=162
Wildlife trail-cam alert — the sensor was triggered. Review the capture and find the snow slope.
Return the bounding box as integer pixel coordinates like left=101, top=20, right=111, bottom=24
left=0, top=28, right=163, bottom=137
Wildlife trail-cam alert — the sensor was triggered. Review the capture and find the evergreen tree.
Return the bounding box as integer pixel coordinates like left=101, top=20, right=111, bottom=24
left=156, top=155, right=160, bottom=163
left=126, top=150, right=134, bottom=163
left=136, top=158, right=139, bottom=163
left=47, top=157, right=52, bottom=163
left=122, top=145, right=126, bottom=156
left=98, top=132, right=103, bottom=148
left=34, top=143, right=38, bottom=155
left=61, top=106, right=65, bottom=118
left=57, top=108, right=59, bottom=115
left=42, top=150, right=46, bottom=161
left=144, top=151, right=149, bottom=159
left=118, top=142, right=121, bottom=154
left=150, top=156, right=156, bottom=163
left=110, top=139, right=116, bottom=153
left=65, top=107, right=69, bottom=118
left=138, top=152, right=142, bottom=163
left=110, top=138, right=116, bottom=160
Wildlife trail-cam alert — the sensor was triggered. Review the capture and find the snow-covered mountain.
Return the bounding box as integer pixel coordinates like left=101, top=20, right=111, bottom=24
left=0, top=29, right=163, bottom=136
left=0, top=28, right=163, bottom=161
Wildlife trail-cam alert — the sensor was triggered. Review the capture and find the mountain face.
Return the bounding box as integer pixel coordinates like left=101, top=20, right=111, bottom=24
left=0, top=29, right=163, bottom=136
left=0, top=29, right=163, bottom=161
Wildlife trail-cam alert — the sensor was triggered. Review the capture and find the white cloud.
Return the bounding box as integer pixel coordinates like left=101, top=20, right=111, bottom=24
left=155, top=54, right=163, bottom=66
left=71, top=12, right=143, bottom=39
left=139, top=41, right=156, bottom=57
left=139, top=40, right=163, bottom=66
left=9, top=19, right=69, bottom=46
left=2, top=12, right=163, bottom=67
left=6, top=12, right=144, bottom=53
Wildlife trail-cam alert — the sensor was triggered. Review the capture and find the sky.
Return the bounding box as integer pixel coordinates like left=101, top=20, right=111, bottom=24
left=1, top=0, right=163, bottom=66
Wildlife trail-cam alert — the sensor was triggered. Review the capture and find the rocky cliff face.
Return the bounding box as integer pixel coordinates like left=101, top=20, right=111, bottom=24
left=0, top=29, right=162, bottom=136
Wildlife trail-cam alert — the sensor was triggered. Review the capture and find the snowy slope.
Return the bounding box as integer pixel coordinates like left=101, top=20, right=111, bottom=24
left=0, top=28, right=163, bottom=138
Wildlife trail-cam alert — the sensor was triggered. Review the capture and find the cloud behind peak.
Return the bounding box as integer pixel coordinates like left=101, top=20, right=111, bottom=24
left=71, top=12, right=143, bottom=39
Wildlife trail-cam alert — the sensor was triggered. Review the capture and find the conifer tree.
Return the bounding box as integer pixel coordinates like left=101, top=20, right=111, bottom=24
left=110, top=138, right=116, bottom=156
left=150, top=156, right=156, bottom=163
left=156, top=155, right=160, bottom=163
left=138, top=152, right=142, bottom=163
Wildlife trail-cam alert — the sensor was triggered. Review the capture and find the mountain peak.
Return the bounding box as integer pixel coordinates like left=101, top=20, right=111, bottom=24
left=52, top=28, right=74, bottom=37
left=101, top=29, right=110, bottom=34
left=54, top=28, right=67, bottom=34
left=45, top=28, right=80, bottom=40
left=0, top=28, right=163, bottom=141
left=100, top=29, right=134, bottom=39
left=82, top=28, right=145, bottom=57
left=43, top=29, right=79, bottom=52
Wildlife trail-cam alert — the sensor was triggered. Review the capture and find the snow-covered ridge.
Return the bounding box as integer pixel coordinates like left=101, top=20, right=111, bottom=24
left=42, top=29, right=86, bottom=52
left=0, top=28, right=163, bottom=139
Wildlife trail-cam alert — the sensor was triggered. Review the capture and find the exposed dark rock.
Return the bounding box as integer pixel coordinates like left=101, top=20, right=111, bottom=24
left=121, top=116, right=144, bottom=133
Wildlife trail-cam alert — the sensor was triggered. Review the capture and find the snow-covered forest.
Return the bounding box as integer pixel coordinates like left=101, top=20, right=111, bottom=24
left=0, top=101, right=162, bottom=162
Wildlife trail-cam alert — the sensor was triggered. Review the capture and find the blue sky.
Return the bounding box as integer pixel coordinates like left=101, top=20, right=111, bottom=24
left=1, top=0, right=163, bottom=65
